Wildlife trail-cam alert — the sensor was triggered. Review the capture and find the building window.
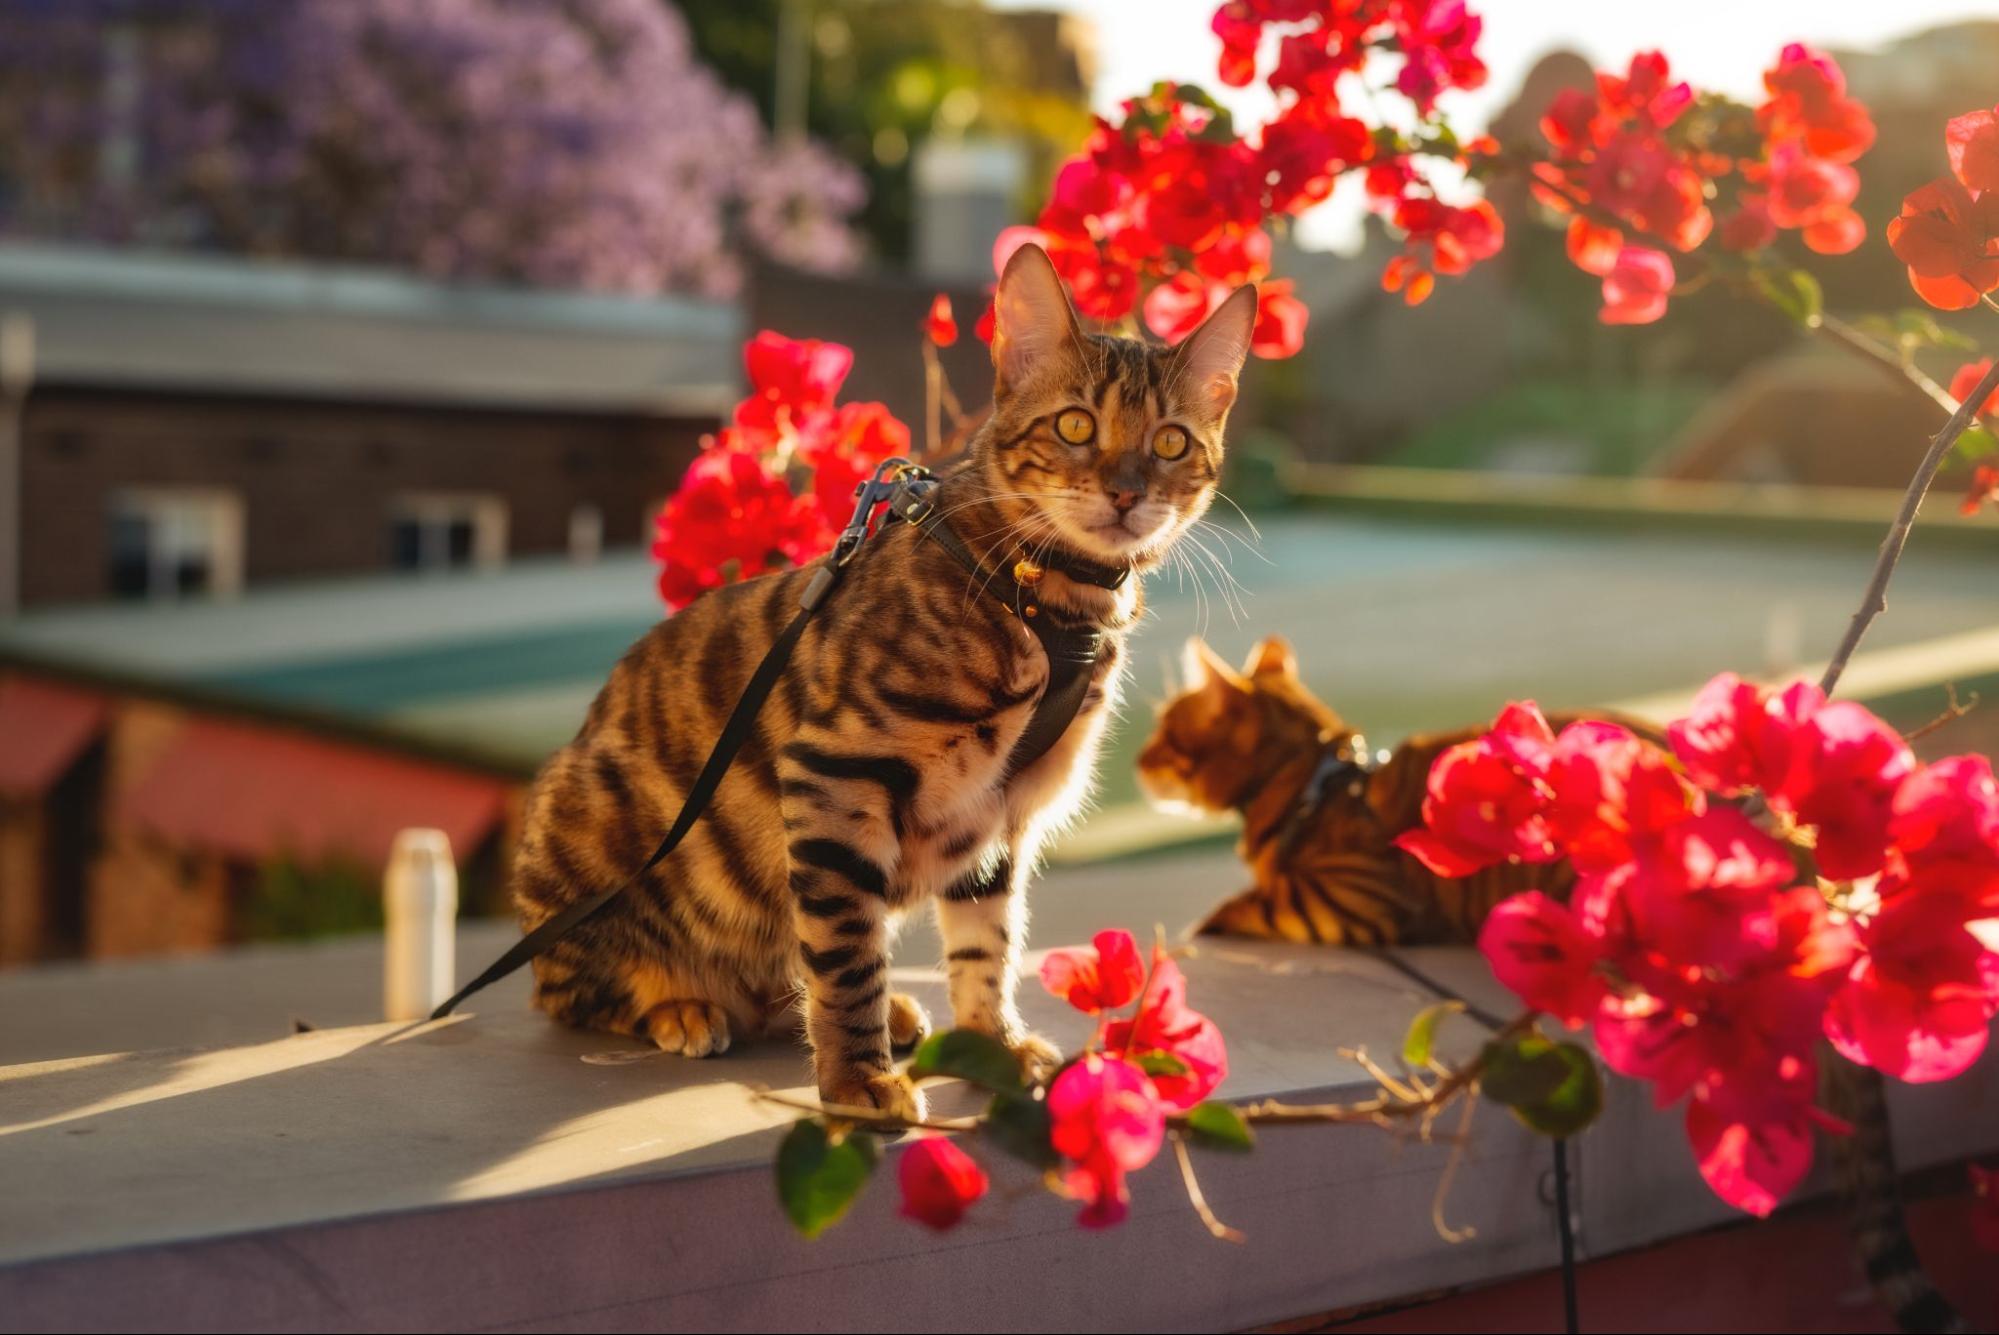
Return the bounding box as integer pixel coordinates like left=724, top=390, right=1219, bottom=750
left=568, top=503, right=604, bottom=564
left=107, top=488, right=244, bottom=601
left=387, top=492, right=507, bottom=572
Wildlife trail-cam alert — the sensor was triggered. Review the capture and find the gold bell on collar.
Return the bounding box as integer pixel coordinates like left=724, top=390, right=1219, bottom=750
left=1012, top=558, right=1045, bottom=588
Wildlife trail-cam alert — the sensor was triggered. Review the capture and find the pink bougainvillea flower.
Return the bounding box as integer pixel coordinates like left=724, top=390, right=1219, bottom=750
left=1478, top=891, right=1607, bottom=1028
left=1685, top=1095, right=1815, bottom=1218
left=735, top=331, right=854, bottom=434
left=1396, top=702, right=1559, bottom=877
left=1669, top=673, right=1823, bottom=800
left=1949, top=359, right=1999, bottom=418
left=1720, top=196, right=1778, bottom=252
left=1546, top=720, right=1696, bottom=872
left=923, top=292, right=958, bottom=348
left=1251, top=279, right=1309, bottom=359
left=1566, top=216, right=1623, bottom=276
left=1826, top=892, right=1999, bottom=1083
left=1600, top=245, right=1674, bottom=325
left=1610, top=806, right=1805, bottom=971
left=1596, top=886, right=1850, bottom=1121
left=1759, top=43, right=1874, bottom=164
left=1887, top=755, right=1999, bottom=906
left=1102, top=952, right=1227, bottom=1110
left=1963, top=465, right=1999, bottom=518
left=1040, top=929, right=1145, bottom=1014
left=1048, top=1054, right=1166, bottom=1228
left=1783, top=701, right=1916, bottom=880
left=898, top=1135, right=988, bottom=1231
left=1142, top=269, right=1218, bottom=344
left=798, top=400, right=910, bottom=532
left=1887, top=175, right=1999, bottom=311
left=1946, top=104, right=1999, bottom=194
left=651, top=446, right=824, bottom=611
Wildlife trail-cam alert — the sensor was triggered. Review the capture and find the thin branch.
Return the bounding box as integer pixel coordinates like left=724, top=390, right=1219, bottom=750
left=1818, top=356, right=1999, bottom=698
left=1430, top=1087, right=1481, bottom=1244
left=749, top=1085, right=981, bottom=1133
left=1903, top=683, right=1979, bottom=743
left=1172, top=1133, right=1245, bottom=1243
left=1814, top=314, right=1960, bottom=415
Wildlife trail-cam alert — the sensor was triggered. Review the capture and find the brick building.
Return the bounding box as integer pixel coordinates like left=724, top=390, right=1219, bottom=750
left=0, top=241, right=734, bottom=609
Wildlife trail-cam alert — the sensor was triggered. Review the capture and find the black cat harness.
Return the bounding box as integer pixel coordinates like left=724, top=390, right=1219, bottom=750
left=431, top=458, right=1127, bottom=1019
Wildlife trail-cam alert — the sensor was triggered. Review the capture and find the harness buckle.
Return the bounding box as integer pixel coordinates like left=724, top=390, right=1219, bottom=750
left=831, top=457, right=925, bottom=568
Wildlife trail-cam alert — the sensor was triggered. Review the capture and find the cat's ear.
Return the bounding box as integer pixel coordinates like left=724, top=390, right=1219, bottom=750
left=1170, top=284, right=1258, bottom=418
left=1182, top=636, right=1247, bottom=695
left=1243, top=635, right=1297, bottom=680
left=991, top=243, right=1081, bottom=395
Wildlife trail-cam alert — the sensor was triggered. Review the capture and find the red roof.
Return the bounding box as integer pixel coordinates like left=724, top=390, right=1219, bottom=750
left=0, top=676, right=108, bottom=797
left=113, top=716, right=511, bottom=867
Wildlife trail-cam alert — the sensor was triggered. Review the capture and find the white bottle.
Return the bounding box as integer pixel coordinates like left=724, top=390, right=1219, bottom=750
left=383, top=829, right=458, bottom=1022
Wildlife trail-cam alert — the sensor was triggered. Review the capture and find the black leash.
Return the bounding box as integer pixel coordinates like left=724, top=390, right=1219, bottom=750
left=431, top=460, right=1123, bottom=1021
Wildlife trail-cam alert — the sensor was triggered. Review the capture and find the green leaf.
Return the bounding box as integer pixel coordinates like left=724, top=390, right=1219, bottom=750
left=1481, top=1037, right=1602, bottom=1139
left=1754, top=268, right=1823, bottom=328
left=1403, top=1000, right=1466, bottom=1068
left=1953, top=424, right=1998, bottom=465
left=1479, top=1035, right=1573, bottom=1107
left=776, top=1120, right=877, bottom=1239
left=1184, top=1100, right=1256, bottom=1152
left=1861, top=309, right=1978, bottom=353
left=983, top=1090, right=1059, bottom=1169
left=909, top=1029, right=1023, bottom=1093
left=1135, top=1051, right=1191, bottom=1079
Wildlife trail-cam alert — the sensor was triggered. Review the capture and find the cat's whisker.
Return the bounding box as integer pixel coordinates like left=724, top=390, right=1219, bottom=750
left=1209, top=489, right=1267, bottom=551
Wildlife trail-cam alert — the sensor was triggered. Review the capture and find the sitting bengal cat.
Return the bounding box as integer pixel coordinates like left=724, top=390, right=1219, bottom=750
left=508, top=244, right=1259, bottom=1119
left=1137, top=634, right=1662, bottom=946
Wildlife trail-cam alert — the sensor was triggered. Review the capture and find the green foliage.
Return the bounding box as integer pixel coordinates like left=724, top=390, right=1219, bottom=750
left=1402, top=1000, right=1465, bottom=1068
left=1184, top=1100, right=1256, bottom=1152
left=1480, top=1034, right=1603, bottom=1139
left=1752, top=267, right=1824, bottom=329
left=1956, top=424, right=1999, bottom=465
left=237, top=855, right=382, bottom=942
left=676, top=0, right=1095, bottom=259
left=1135, top=1051, right=1191, bottom=1079
left=983, top=1089, right=1059, bottom=1169
left=776, top=1119, right=878, bottom=1238
left=1850, top=309, right=1978, bottom=359
left=909, top=1028, right=1024, bottom=1092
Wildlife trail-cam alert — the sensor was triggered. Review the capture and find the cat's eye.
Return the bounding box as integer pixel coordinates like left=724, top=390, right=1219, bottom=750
left=1153, top=425, right=1190, bottom=460
left=1055, top=408, right=1096, bottom=445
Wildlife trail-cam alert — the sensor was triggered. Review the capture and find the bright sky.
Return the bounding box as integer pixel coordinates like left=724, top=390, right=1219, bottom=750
left=990, top=0, right=1995, bottom=249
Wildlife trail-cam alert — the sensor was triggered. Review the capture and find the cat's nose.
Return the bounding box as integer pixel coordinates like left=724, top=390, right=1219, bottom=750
left=1106, top=484, right=1142, bottom=513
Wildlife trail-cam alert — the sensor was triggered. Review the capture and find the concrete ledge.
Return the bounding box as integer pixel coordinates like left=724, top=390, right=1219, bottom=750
left=1286, top=464, right=1999, bottom=551
left=4, top=938, right=1996, bottom=1333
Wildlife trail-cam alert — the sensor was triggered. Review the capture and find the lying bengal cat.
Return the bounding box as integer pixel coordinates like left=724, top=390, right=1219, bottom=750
left=1137, top=634, right=1663, bottom=946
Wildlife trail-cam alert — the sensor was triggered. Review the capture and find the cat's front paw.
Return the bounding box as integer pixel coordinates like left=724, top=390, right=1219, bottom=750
left=821, top=1069, right=925, bottom=1123
left=1007, top=1032, right=1062, bottom=1085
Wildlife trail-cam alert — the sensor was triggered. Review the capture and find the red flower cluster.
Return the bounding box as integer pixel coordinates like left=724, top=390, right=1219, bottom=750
left=1536, top=47, right=1871, bottom=326
left=1039, top=930, right=1228, bottom=1226
left=652, top=332, right=909, bottom=611
left=1001, top=82, right=1311, bottom=358
left=1217, top=1, right=1501, bottom=312
left=1401, top=678, right=1999, bottom=1216
left=1890, top=102, right=1999, bottom=309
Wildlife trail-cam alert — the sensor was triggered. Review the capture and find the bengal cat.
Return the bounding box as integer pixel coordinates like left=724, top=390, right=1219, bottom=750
left=1138, top=635, right=1664, bottom=946
left=510, top=245, right=1257, bottom=1117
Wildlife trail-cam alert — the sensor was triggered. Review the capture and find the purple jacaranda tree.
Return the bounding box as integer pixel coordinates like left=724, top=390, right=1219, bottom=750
left=0, top=0, right=865, bottom=296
